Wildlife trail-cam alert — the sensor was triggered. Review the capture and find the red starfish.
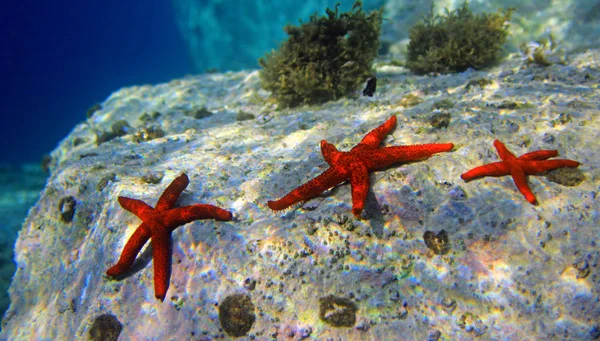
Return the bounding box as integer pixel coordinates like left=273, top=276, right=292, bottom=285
left=268, top=115, right=454, bottom=217
left=460, top=140, right=580, bottom=204
left=106, top=173, right=232, bottom=301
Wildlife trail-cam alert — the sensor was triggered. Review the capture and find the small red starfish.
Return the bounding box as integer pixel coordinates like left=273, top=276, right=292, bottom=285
left=106, top=173, right=232, bottom=301
left=268, top=115, right=454, bottom=217
left=461, top=140, right=581, bottom=204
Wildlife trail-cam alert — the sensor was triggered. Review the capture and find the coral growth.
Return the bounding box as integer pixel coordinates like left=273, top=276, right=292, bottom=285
left=406, top=2, right=512, bottom=74
left=259, top=1, right=383, bottom=107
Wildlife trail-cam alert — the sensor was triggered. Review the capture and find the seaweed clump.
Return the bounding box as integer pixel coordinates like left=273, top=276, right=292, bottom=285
left=259, top=1, right=383, bottom=108
left=406, top=2, right=513, bottom=74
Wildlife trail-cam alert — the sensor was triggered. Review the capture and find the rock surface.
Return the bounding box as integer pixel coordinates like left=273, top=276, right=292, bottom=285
left=1, top=49, right=599, bottom=340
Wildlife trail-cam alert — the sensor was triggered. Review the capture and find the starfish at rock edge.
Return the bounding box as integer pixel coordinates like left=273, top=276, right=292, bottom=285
left=268, top=115, right=454, bottom=217
left=460, top=140, right=581, bottom=204
left=106, top=173, right=232, bottom=301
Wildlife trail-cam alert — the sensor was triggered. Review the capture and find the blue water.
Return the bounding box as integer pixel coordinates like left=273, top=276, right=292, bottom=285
left=1, top=1, right=193, bottom=164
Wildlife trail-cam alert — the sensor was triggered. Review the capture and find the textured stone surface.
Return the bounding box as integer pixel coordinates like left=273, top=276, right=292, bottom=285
left=1, top=49, right=599, bottom=340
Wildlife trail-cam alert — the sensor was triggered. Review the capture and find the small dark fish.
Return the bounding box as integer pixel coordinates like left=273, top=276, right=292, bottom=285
left=362, top=77, right=377, bottom=97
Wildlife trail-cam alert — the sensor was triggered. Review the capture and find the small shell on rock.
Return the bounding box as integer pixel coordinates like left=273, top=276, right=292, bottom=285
left=58, top=196, right=77, bottom=223
left=424, top=230, right=450, bottom=255
left=218, top=294, right=256, bottom=337
left=573, top=258, right=591, bottom=279
left=319, top=295, right=358, bottom=327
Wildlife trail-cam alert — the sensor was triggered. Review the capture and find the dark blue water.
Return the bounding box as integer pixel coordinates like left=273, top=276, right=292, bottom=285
left=1, top=1, right=194, bottom=164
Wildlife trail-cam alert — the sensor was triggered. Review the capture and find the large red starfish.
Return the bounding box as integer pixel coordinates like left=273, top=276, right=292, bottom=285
left=106, top=173, right=232, bottom=301
left=461, top=140, right=580, bottom=204
left=268, top=115, right=454, bottom=217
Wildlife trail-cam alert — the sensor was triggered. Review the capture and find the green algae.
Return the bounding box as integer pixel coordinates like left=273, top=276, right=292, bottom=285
left=259, top=1, right=382, bottom=108
left=407, top=2, right=513, bottom=74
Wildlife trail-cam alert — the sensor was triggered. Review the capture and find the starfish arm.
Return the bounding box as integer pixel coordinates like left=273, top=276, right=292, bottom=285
left=348, top=162, right=370, bottom=217
left=519, top=150, right=558, bottom=160
left=155, top=173, right=189, bottom=211
left=461, top=161, right=510, bottom=180
left=363, top=143, right=454, bottom=169
left=359, top=116, right=397, bottom=148
left=510, top=168, right=537, bottom=204
left=521, top=159, right=581, bottom=175
left=493, top=140, right=518, bottom=162
left=267, top=167, right=346, bottom=211
left=106, top=222, right=152, bottom=276
left=150, top=228, right=172, bottom=301
left=118, top=197, right=154, bottom=220
left=161, top=205, right=233, bottom=229
left=321, top=141, right=341, bottom=165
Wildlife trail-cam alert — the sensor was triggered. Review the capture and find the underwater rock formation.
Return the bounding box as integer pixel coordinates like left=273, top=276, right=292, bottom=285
left=1, top=47, right=599, bottom=340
